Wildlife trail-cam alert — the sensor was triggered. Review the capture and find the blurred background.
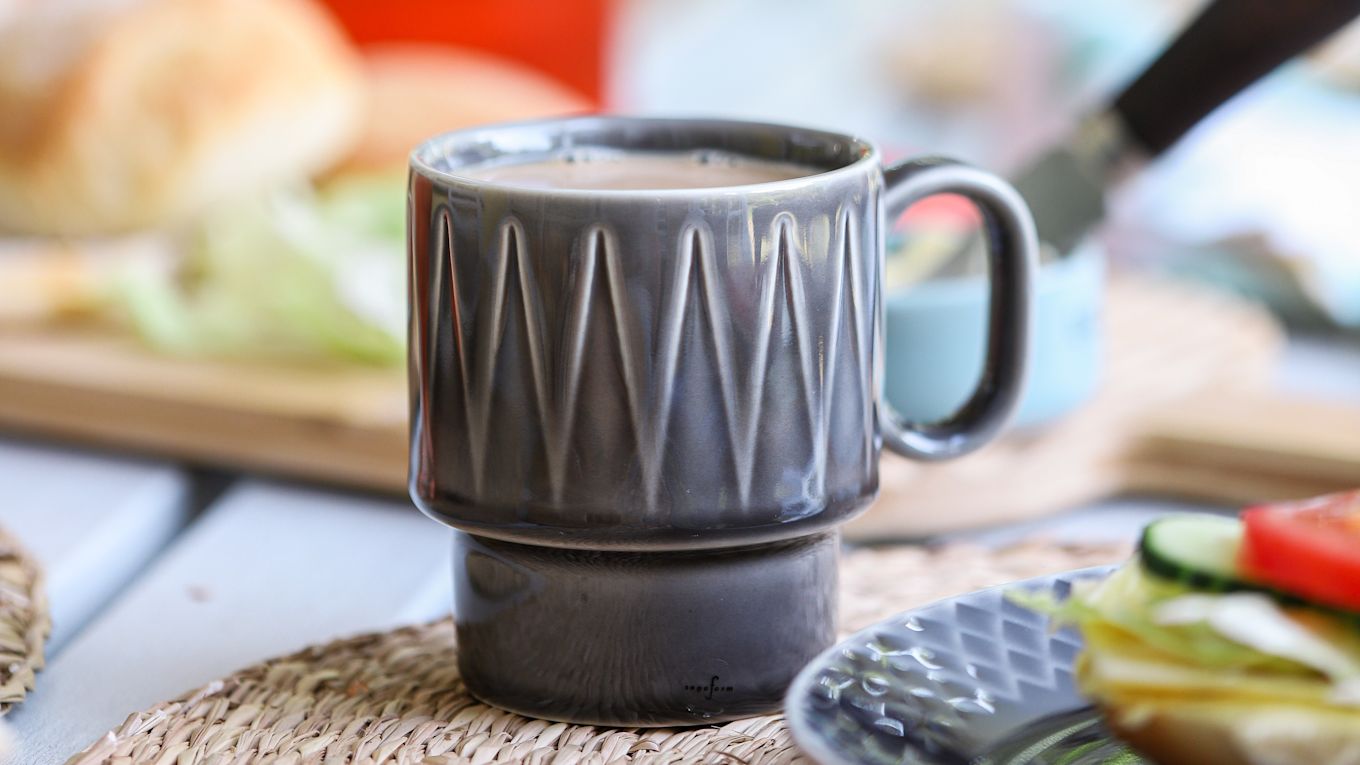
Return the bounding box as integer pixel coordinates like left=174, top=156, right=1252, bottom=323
left=8, top=3, right=1360, bottom=755
left=0, top=0, right=1358, bottom=516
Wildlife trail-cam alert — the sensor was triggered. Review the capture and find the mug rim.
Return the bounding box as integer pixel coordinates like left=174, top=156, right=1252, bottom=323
left=408, top=115, right=881, bottom=198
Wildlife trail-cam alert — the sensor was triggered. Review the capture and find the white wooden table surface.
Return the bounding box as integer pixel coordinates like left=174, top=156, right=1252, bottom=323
left=0, top=334, right=1357, bottom=764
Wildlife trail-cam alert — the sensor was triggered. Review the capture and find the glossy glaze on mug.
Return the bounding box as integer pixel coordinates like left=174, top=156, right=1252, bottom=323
left=409, top=118, right=884, bottom=551
left=409, top=117, right=1035, bottom=726
left=453, top=530, right=837, bottom=726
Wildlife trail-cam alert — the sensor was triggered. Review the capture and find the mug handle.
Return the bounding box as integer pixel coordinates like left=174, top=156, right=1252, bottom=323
left=878, top=158, right=1039, bottom=460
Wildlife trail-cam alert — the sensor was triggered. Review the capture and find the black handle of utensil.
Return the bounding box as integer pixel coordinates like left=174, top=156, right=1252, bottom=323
left=1115, top=0, right=1360, bottom=156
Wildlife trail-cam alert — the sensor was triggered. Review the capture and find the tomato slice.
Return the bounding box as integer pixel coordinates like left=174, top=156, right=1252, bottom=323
left=1240, top=490, right=1360, bottom=612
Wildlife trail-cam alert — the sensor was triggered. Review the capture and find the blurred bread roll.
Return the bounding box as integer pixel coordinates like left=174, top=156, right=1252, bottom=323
left=1103, top=700, right=1360, bottom=765
left=0, top=0, right=364, bottom=235
left=336, top=44, right=592, bottom=175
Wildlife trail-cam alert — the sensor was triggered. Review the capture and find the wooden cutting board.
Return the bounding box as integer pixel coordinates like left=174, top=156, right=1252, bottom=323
left=0, top=276, right=1355, bottom=536
left=0, top=330, right=407, bottom=490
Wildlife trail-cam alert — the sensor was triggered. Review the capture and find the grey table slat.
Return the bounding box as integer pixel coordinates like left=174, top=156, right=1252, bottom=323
left=1274, top=335, right=1360, bottom=403
left=7, top=481, right=449, bottom=765
left=0, top=439, right=192, bottom=654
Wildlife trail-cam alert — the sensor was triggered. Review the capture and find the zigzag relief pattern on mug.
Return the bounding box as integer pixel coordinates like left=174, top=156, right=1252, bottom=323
left=439, top=207, right=875, bottom=517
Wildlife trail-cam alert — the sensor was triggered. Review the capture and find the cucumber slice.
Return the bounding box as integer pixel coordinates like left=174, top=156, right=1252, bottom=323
left=1139, top=514, right=1251, bottom=592
left=1139, top=514, right=1360, bottom=625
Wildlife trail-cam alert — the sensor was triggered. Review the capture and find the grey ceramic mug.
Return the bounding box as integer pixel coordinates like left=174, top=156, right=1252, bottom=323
left=408, top=117, right=1037, bottom=726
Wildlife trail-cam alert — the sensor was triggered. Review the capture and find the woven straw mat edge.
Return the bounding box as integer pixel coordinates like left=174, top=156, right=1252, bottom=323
left=68, top=539, right=1128, bottom=765
left=0, top=522, right=50, bottom=714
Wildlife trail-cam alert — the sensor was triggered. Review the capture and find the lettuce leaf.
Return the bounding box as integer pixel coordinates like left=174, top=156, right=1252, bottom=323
left=1017, top=565, right=1321, bottom=675
left=1154, top=592, right=1360, bottom=683
left=109, top=172, right=407, bottom=366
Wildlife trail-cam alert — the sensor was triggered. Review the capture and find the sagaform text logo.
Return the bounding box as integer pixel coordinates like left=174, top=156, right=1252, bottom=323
left=684, top=676, right=734, bottom=700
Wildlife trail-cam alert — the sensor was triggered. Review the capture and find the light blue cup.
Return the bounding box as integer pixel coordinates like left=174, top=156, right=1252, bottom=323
left=884, top=244, right=1103, bottom=429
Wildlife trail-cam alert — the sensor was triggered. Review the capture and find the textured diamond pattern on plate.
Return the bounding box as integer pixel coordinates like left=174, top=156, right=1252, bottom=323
left=787, top=568, right=1141, bottom=765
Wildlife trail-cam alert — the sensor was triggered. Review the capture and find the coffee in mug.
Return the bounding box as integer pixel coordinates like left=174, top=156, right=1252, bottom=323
left=461, top=148, right=814, bottom=190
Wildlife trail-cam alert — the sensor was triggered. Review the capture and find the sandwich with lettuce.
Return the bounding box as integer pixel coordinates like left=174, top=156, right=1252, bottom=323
left=1030, top=491, right=1360, bottom=765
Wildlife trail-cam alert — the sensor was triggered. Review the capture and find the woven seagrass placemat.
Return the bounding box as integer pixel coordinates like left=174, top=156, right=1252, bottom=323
left=0, top=524, right=49, bottom=715
left=68, top=539, right=1128, bottom=765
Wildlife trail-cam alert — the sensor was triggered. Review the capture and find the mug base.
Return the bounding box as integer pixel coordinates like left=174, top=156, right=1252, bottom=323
left=451, top=530, right=839, bottom=726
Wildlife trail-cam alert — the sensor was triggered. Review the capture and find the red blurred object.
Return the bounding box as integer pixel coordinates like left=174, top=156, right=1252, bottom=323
left=1240, top=491, right=1360, bottom=612
left=321, top=0, right=609, bottom=104
left=900, top=194, right=982, bottom=230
